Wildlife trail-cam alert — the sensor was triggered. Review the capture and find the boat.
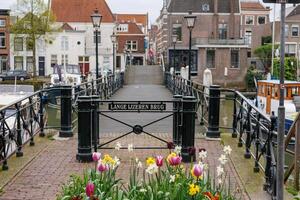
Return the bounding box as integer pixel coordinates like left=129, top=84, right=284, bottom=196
left=256, top=79, right=300, bottom=131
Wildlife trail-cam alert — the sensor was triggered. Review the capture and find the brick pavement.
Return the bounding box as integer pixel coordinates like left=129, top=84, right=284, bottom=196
left=0, top=66, right=249, bottom=200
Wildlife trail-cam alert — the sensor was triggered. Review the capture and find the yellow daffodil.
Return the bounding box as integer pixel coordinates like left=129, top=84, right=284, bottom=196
left=188, top=183, right=200, bottom=196
left=146, top=157, right=156, bottom=166
left=103, top=154, right=115, bottom=165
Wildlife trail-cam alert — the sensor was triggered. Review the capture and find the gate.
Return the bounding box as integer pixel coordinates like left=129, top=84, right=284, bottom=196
left=76, top=96, right=197, bottom=163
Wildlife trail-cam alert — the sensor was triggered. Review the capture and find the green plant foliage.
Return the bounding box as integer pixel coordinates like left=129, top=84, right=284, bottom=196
left=245, top=66, right=265, bottom=90
left=273, top=57, right=298, bottom=81
left=254, top=44, right=279, bottom=73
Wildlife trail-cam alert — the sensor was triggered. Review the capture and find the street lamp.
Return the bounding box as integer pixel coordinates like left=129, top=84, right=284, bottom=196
left=111, top=33, right=117, bottom=75
left=172, top=35, right=177, bottom=75
left=184, top=10, right=196, bottom=81
left=91, top=9, right=102, bottom=80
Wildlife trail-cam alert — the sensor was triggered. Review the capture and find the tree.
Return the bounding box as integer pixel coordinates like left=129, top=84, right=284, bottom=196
left=10, top=0, right=57, bottom=77
left=273, top=57, right=298, bottom=81
left=254, top=44, right=278, bottom=74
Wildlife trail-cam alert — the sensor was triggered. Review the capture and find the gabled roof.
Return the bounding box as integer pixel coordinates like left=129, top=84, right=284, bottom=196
left=167, top=0, right=240, bottom=13
left=117, top=22, right=144, bottom=35
left=241, top=2, right=270, bottom=11
left=61, top=23, right=74, bottom=31
left=115, top=14, right=148, bottom=27
left=287, top=5, right=300, bottom=18
left=51, top=0, right=115, bottom=23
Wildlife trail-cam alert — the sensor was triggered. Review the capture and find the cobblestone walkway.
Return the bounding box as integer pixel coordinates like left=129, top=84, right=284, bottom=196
left=0, top=66, right=249, bottom=200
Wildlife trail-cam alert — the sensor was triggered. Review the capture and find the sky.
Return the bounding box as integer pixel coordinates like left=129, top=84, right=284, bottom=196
left=0, top=0, right=163, bottom=24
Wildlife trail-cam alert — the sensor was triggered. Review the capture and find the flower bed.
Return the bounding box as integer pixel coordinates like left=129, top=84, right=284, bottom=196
left=58, top=145, right=237, bottom=200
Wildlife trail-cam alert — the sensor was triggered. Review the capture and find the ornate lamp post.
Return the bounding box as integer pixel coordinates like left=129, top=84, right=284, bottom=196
left=184, top=11, right=196, bottom=81
left=172, top=35, right=177, bottom=74
left=111, top=33, right=117, bottom=75
left=91, top=9, right=102, bottom=80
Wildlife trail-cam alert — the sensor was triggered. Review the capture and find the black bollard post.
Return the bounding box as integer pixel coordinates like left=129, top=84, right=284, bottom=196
left=91, top=96, right=99, bottom=153
left=59, top=85, right=73, bottom=138
left=39, top=92, right=45, bottom=137
left=181, top=96, right=196, bottom=163
left=232, top=93, right=238, bottom=138
left=120, top=72, right=124, bottom=87
left=173, top=95, right=182, bottom=145
left=206, top=85, right=221, bottom=138
left=76, top=96, right=93, bottom=162
left=16, top=104, right=23, bottom=157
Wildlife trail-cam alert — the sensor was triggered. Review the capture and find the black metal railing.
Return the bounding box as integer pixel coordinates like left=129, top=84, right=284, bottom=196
left=165, top=72, right=277, bottom=198
left=0, top=72, right=124, bottom=171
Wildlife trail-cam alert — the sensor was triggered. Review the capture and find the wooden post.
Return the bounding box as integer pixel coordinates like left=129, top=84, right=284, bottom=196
left=294, top=120, right=300, bottom=190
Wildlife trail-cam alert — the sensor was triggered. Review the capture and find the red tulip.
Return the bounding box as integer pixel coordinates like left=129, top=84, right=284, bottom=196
left=85, top=182, right=95, bottom=197
left=169, top=156, right=182, bottom=166
left=156, top=155, right=163, bottom=167
left=92, top=152, right=101, bottom=162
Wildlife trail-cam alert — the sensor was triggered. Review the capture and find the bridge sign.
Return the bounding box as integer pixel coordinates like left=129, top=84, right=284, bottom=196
left=108, top=103, right=166, bottom=111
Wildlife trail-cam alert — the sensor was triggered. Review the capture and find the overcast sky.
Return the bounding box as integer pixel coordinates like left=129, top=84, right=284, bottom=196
left=0, top=0, right=163, bottom=24
left=0, top=0, right=294, bottom=23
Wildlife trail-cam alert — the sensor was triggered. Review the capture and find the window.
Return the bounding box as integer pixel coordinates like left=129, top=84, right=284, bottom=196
left=14, top=56, right=23, bottom=70
left=285, top=44, right=296, bottom=57
left=0, top=19, right=5, bottom=27
left=292, top=25, right=299, bottom=37
left=14, top=37, right=23, bottom=51
left=245, top=16, right=254, bottom=25
left=117, top=24, right=128, bottom=32
left=172, top=24, right=182, bottom=41
left=26, top=37, right=33, bottom=50
left=218, top=23, right=227, bottom=39
left=285, top=25, right=289, bottom=37
left=26, top=56, right=33, bottom=73
left=0, top=56, right=8, bottom=73
left=202, top=4, right=210, bottom=12
left=93, top=31, right=101, bottom=44
left=245, top=30, right=252, bottom=45
left=126, top=40, right=138, bottom=51
left=258, top=16, right=266, bottom=25
left=61, top=54, right=68, bottom=65
left=230, top=50, right=239, bottom=68
left=0, top=32, right=5, bottom=48
left=79, top=56, right=89, bottom=62
left=61, top=36, right=69, bottom=51
left=51, top=55, right=58, bottom=67
left=206, top=50, right=215, bottom=68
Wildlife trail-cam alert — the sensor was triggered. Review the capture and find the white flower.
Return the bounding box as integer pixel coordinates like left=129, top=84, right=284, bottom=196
left=174, top=146, right=182, bottom=154
left=169, top=175, right=176, bottom=183
left=223, top=145, right=232, bottom=155
left=146, top=164, right=158, bottom=175
left=115, top=142, right=122, bottom=151
left=199, top=150, right=207, bottom=160
left=135, top=157, right=139, bottom=163
left=216, top=165, right=224, bottom=177
left=139, top=188, right=147, bottom=193
left=218, top=154, right=228, bottom=165
left=137, top=161, right=143, bottom=168
left=128, top=144, right=134, bottom=152
left=114, top=156, right=120, bottom=166
left=217, top=178, right=223, bottom=185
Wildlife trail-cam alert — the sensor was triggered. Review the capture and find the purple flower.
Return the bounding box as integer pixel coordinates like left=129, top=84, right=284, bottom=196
left=92, top=152, right=101, bottom=162
left=169, top=156, right=182, bottom=166
left=97, top=162, right=108, bottom=172
left=191, top=164, right=203, bottom=178
left=85, top=182, right=95, bottom=197
left=156, top=155, right=164, bottom=167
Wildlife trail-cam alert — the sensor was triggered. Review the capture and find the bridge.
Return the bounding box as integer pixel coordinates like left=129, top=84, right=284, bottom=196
left=0, top=65, right=295, bottom=199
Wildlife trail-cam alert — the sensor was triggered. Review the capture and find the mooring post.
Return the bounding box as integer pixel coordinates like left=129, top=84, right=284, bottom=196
left=232, top=92, right=238, bottom=138
left=120, top=72, right=124, bottom=88
left=77, top=96, right=93, bottom=162
left=39, top=92, right=45, bottom=137
left=91, top=96, right=100, bottom=153
left=59, top=85, right=73, bottom=138
left=181, top=96, right=196, bottom=162
left=173, top=95, right=182, bottom=145
left=16, top=103, right=23, bottom=157
left=206, top=85, right=221, bottom=138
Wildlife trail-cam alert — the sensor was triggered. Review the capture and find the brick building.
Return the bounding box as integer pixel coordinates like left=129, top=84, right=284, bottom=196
left=156, top=0, right=250, bottom=87
left=0, top=9, right=10, bottom=74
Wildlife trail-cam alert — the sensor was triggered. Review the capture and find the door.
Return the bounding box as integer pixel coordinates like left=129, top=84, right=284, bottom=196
left=38, top=57, right=45, bottom=76
left=116, top=56, right=121, bottom=69
left=266, top=86, right=271, bottom=115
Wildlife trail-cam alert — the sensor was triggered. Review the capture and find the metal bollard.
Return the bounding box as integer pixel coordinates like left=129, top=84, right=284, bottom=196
left=181, top=96, right=197, bottom=163
left=91, top=96, right=99, bottom=153
left=59, top=85, right=73, bottom=138
left=16, top=103, right=23, bottom=157
left=76, top=96, right=93, bottom=162
left=173, top=95, right=182, bottom=145
left=39, top=92, right=45, bottom=137
left=206, top=85, right=221, bottom=138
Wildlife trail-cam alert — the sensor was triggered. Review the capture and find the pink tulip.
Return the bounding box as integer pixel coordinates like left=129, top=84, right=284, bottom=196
left=169, top=156, right=182, bottom=166
left=192, top=164, right=203, bottom=178
left=97, top=162, right=108, bottom=172
left=85, top=182, right=95, bottom=197
left=92, top=152, right=101, bottom=162
left=156, top=155, right=164, bottom=167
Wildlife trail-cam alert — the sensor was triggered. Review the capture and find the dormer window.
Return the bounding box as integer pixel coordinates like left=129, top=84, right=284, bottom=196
left=202, top=4, right=210, bottom=12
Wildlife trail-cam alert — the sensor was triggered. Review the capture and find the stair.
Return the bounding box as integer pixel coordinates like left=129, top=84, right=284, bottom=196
left=125, top=65, right=164, bottom=85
